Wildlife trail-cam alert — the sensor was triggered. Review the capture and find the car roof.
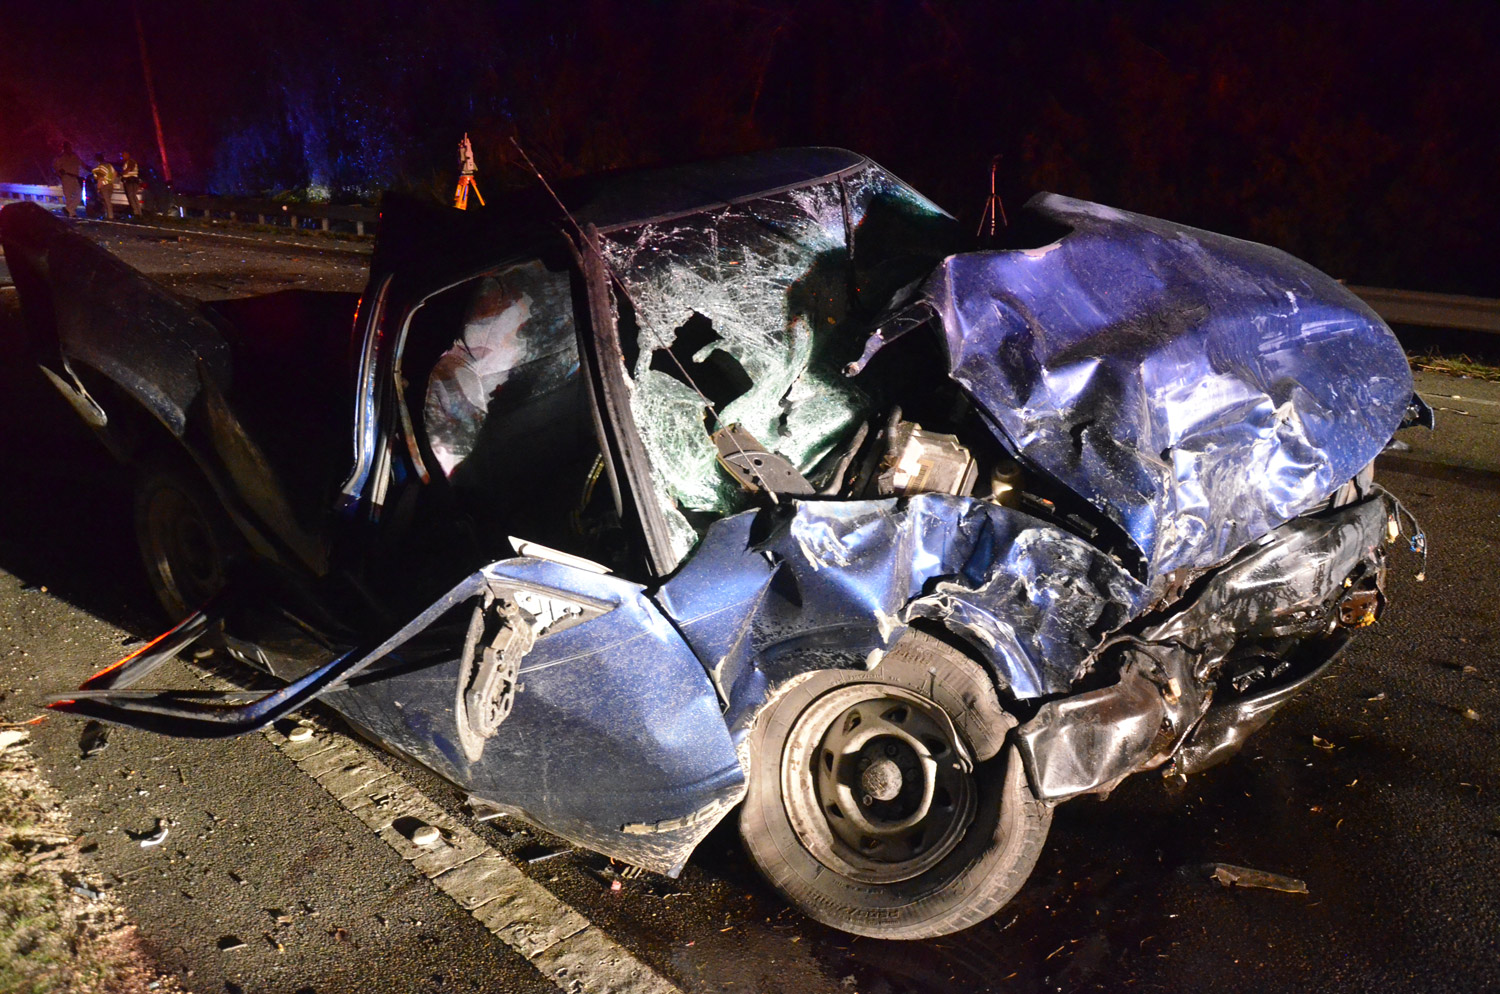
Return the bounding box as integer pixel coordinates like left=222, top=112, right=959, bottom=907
left=372, top=147, right=873, bottom=290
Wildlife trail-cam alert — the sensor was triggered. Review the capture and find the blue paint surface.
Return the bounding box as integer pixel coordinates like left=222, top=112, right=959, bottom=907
left=856, top=194, right=1412, bottom=579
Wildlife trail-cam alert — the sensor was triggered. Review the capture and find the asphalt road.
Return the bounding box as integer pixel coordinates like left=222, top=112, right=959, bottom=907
left=0, top=219, right=1496, bottom=994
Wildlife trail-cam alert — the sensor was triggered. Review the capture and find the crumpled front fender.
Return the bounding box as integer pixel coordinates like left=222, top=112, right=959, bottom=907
left=658, top=495, right=1153, bottom=734
left=1014, top=492, right=1395, bottom=801
left=853, top=194, right=1412, bottom=582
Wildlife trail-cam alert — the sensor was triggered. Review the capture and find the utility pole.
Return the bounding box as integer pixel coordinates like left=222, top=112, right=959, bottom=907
left=132, top=0, right=172, bottom=185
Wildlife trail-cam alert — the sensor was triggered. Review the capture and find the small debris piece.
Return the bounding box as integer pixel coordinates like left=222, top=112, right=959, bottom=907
left=1462, top=708, right=1481, bottom=721
left=139, top=821, right=170, bottom=848
left=217, top=936, right=246, bottom=951
left=1312, top=735, right=1336, bottom=750
left=411, top=824, right=442, bottom=847
left=80, top=721, right=109, bottom=758
left=0, top=729, right=29, bottom=750
left=287, top=725, right=315, bottom=743
left=1366, top=692, right=1387, bottom=702
left=610, top=878, right=622, bottom=892
left=1206, top=863, right=1308, bottom=894
left=519, top=844, right=572, bottom=864
left=71, top=884, right=102, bottom=900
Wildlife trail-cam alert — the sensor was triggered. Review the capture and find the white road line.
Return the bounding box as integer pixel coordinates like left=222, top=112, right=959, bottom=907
left=192, top=665, right=681, bottom=994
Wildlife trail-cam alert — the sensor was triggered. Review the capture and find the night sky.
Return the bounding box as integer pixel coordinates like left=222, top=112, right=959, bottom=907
left=3, top=0, right=1497, bottom=295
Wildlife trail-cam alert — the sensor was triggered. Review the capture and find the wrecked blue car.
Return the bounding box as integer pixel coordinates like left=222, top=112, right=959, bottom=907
left=0, top=148, right=1423, bottom=938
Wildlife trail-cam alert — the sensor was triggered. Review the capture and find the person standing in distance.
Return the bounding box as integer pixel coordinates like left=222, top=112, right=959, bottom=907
left=120, top=152, right=145, bottom=218
left=90, top=154, right=118, bottom=220
left=53, top=142, right=85, bottom=218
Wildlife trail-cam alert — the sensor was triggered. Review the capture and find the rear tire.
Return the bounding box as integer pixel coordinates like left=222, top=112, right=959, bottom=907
left=134, top=464, right=239, bottom=620
left=740, top=630, right=1051, bottom=939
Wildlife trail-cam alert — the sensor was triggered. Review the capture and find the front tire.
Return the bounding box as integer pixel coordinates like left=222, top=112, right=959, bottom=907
left=740, top=631, right=1051, bottom=939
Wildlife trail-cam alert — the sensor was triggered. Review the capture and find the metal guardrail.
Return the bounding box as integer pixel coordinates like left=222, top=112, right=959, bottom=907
left=1348, top=285, right=1500, bottom=336
left=170, top=195, right=377, bottom=235
left=0, top=183, right=68, bottom=206
left=4, top=181, right=1498, bottom=333
left=0, top=183, right=376, bottom=236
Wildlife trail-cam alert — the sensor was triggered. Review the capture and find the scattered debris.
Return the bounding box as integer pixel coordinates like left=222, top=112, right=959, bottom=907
left=137, top=820, right=170, bottom=848
left=79, top=720, right=110, bottom=757
left=1366, top=692, right=1387, bottom=702
left=217, top=935, right=246, bottom=951
left=464, top=795, right=508, bottom=822
left=0, top=723, right=182, bottom=990
left=1312, top=735, right=1337, bottom=750
left=610, top=878, right=623, bottom=892
left=1206, top=863, right=1309, bottom=894
left=518, top=844, right=572, bottom=864
left=1462, top=708, right=1482, bottom=721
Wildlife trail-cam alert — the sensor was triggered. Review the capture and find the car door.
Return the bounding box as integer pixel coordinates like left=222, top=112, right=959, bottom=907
left=327, top=241, right=744, bottom=874
left=321, top=555, right=744, bottom=876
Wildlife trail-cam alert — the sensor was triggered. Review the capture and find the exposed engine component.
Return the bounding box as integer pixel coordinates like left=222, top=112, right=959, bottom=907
left=874, top=418, right=977, bottom=497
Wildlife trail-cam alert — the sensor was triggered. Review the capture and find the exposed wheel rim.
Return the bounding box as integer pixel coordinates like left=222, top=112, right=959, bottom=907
left=781, top=683, right=977, bottom=884
left=143, top=486, right=224, bottom=612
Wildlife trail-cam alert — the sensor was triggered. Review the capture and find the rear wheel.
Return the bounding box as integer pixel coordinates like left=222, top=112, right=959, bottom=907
left=134, top=464, right=239, bottom=620
left=740, top=631, right=1051, bottom=939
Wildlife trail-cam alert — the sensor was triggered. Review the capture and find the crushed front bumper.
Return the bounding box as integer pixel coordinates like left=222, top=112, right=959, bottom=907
left=1016, top=491, right=1398, bottom=802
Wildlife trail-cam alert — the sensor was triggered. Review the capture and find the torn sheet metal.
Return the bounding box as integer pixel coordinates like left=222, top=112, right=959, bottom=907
left=324, top=557, right=744, bottom=876
left=1172, top=639, right=1344, bottom=776
left=0, top=201, right=231, bottom=437
left=855, top=194, right=1412, bottom=581
left=0, top=203, right=338, bottom=575
left=1015, top=493, right=1393, bottom=800
left=1207, top=863, right=1309, bottom=894
left=601, top=163, right=957, bottom=565
left=453, top=586, right=605, bottom=762
left=657, top=494, right=1151, bottom=729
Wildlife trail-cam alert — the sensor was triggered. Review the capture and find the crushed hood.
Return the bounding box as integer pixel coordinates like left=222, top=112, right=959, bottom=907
left=856, top=193, right=1413, bottom=580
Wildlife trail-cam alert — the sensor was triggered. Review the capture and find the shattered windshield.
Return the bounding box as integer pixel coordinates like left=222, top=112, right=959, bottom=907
left=600, top=163, right=958, bottom=565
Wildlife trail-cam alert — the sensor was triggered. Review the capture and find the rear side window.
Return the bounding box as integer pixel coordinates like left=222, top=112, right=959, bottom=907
left=413, top=259, right=603, bottom=557
left=422, top=259, right=581, bottom=478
